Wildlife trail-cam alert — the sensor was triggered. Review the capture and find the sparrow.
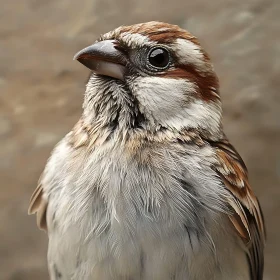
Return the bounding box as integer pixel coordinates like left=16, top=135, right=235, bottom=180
left=28, top=21, right=265, bottom=280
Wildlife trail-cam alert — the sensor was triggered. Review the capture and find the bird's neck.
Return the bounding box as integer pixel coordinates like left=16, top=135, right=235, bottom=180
left=82, top=76, right=223, bottom=143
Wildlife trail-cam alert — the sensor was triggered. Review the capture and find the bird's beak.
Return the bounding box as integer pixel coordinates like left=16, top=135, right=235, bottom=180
left=73, top=40, right=127, bottom=81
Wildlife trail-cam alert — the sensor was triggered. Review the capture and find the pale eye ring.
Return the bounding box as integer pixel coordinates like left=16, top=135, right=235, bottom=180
left=147, top=47, right=170, bottom=69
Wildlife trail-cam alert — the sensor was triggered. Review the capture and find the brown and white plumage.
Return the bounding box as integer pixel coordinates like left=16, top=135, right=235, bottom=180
left=210, top=137, right=265, bottom=280
left=29, top=22, right=265, bottom=280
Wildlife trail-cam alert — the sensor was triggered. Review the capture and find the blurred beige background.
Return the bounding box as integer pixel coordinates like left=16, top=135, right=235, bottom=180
left=0, top=0, right=279, bottom=279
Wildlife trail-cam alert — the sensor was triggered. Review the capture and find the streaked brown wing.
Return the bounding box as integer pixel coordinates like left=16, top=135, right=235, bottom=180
left=210, top=137, right=265, bottom=280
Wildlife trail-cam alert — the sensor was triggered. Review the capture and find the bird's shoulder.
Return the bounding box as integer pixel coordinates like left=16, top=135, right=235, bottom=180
left=28, top=118, right=91, bottom=231
left=206, top=136, right=265, bottom=280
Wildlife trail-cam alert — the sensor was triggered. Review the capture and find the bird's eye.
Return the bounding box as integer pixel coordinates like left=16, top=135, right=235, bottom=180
left=148, top=47, right=170, bottom=69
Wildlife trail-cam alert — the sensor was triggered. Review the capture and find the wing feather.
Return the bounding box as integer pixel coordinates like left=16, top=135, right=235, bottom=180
left=28, top=181, right=48, bottom=231
left=28, top=118, right=91, bottom=232
left=210, top=137, right=265, bottom=280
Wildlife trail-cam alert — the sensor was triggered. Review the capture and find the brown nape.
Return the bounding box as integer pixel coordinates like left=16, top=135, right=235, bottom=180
left=162, top=65, right=220, bottom=102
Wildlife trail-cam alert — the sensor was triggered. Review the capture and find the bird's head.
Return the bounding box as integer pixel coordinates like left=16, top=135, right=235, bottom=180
left=74, top=21, right=222, bottom=140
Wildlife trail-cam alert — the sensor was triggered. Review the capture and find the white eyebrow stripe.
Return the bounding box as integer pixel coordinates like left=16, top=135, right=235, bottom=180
left=157, top=27, right=172, bottom=32
left=119, top=32, right=153, bottom=48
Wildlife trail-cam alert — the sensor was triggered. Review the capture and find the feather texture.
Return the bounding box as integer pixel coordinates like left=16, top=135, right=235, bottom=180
left=28, top=21, right=265, bottom=280
left=28, top=182, right=48, bottom=231
left=210, top=137, right=265, bottom=280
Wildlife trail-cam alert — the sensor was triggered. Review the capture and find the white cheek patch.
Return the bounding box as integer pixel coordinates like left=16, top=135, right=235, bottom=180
left=132, top=76, right=197, bottom=122
left=131, top=76, right=221, bottom=133
left=174, top=38, right=205, bottom=69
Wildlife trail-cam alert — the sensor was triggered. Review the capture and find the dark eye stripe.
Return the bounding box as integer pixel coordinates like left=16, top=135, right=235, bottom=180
left=162, top=67, right=220, bottom=102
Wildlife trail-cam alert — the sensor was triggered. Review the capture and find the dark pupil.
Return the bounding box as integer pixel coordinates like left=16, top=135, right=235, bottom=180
left=149, top=48, right=169, bottom=68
